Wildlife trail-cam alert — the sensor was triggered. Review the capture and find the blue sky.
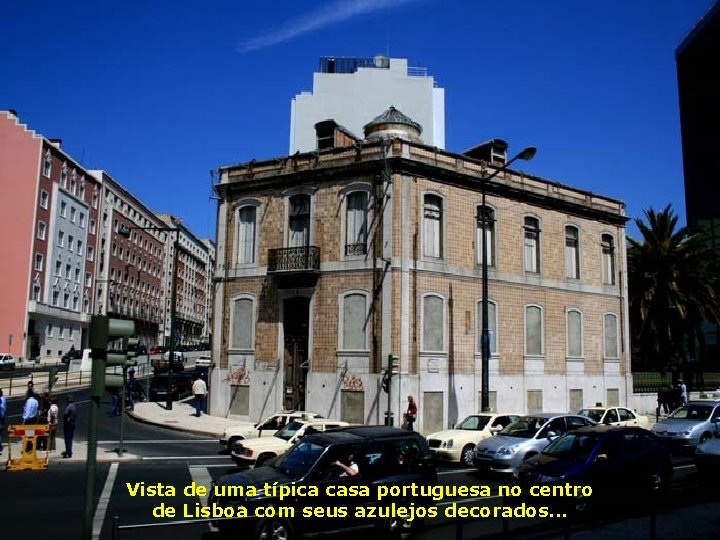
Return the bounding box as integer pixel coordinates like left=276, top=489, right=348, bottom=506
left=3, top=0, right=715, bottom=240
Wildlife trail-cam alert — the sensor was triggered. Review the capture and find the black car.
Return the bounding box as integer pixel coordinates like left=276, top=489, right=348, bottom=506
left=61, top=348, right=83, bottom=364
left=148, top=372, right=193, bottom=401
left=209, top=426, right=438, bottom=539
left=515, top=425, right=672, bottom=512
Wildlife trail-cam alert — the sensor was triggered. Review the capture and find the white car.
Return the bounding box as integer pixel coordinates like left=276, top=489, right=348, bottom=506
left=231, top=418, right=349, bottom=466
left=0, top=353, right=16, bottom=371
left=219, top=411, right=323, bottom=449
left=577, top=406, right=650, bottom=428
left=426, top=413, right=520, bottom=466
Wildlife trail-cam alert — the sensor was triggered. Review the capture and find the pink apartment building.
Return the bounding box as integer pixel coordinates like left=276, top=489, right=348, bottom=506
left=0, top=110, right=100, bottom=362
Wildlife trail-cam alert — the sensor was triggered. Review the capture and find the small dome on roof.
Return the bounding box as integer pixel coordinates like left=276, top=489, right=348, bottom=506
left=363, top=106, right=423, bottom=143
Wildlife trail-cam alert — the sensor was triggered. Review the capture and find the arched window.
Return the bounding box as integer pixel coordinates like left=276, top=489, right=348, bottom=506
left=524, top=217, right=541, bottom=273
left=603, top=313, right=619, bottom=358
left=423, top=194, right=443, bottom=258
left=565, top=226, right=580, bottom=279
left=566, top=309, right=583, bottom=357
left=230, top=296, right=255, bottom=350
left=601, top=234, right=616, bottom=285
left=476, top=205, right=496, bottom=267
left=340, top=292, right=369, bottom=350
left=525, top=305, right=543, bottom=356
left=289, top=194, right=311, bottom=247
left=422, top=294, right=445, bottom=351
left=236, top=205, right=257, bottom=264
left=345, top=191, right=369, bottom=256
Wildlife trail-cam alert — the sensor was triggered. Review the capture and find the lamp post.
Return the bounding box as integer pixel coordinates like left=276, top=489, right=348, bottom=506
left=480, top=146, right=537, bottom=412
left=119, top=224, right=180, bottom=410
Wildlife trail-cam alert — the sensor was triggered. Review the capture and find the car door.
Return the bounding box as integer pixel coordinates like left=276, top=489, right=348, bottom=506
left=603, top=408, right=620, bottom=426
left=618, top=408, right=637, bottom=426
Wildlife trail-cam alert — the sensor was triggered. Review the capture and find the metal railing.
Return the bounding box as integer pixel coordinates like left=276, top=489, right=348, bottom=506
left=267, top=246, right=320, bottom=273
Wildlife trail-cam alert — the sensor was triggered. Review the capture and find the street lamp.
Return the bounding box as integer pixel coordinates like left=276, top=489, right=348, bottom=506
left=480, top=146, right=536, bottom=413
left=118, top=223, right=180, bottom=410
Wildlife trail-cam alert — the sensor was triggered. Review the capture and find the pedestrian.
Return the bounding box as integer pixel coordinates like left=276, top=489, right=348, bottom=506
left=22, top=390, right=39, bottom=424
left=403, top=395, right=418, bottom=431
left=109, top=387, right=121, bottom=416
left=62, top=395, right=77, bottom=458
left=37, top=391, right=51, bottom=450
left=192, top=374, right=207, bottom=417
left=0, top=389, right=6, bottom=452
left=679, top=379, right=688, bottom=405
left=48, top=397, right=59, bottom=451
left=27, top=379, right=37, bottom=399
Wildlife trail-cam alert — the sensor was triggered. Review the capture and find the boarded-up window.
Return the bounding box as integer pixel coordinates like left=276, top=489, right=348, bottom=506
left=604, top=313, right=618, bottom=358
left=423, top=295, right=444, bottom=351
left=606, top=388, right=620, bottom=407
left=525, top=305, right=543, bottom=356
left=477, top=391, right=498, bottom=413
left=341, top=390, right=364, bottom=424
left=228, top=385, right=250, bottom=415
left=231, top=298, right=253, bottom=349
left=423, top=392, right=443, bottom=433
left=342, top=293, right=367, bottom=350
left=569, top=389, right=583, bottom=412
left=527, top=390, right=543, bottom=414
left=567, top=309, right=582, bottom=357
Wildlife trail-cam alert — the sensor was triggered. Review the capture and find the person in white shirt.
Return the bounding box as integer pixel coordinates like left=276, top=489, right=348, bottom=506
left=47, top=398, right=59, bottom=451
left=22, top=391, right=39, bottom=424
left=334, top=451, right=359, bottom=477
left=192, top=375, right=207, bottom=417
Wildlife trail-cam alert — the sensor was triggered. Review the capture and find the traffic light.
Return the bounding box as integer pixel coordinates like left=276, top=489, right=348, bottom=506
left=389, top=354, right=400, bottom=375
left=89, top=315, right=136, bottom=396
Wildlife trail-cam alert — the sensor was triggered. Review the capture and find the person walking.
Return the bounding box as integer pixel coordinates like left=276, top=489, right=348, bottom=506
left=679, top=379, right=688, bottom=405
left=403, top=395, right=418, bottom=432
left=0, top=389, right=6, bottom=452
left=62, top=395, right=77, bottom=458
left=22, top=390, right=39, bottom=424
left=47, top=397, right=59, bottom=451
left=192, top=375, right=207, bottom=417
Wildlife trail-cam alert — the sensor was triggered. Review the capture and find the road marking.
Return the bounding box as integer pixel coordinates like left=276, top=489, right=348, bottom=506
left=188, top=465, right=217, bottom=532
left=98, top=439, right=217, bottom=444
left=93, top=462, right=119, bottom=540
left=142, top=455, right=230, bottom=461
left=438, top=468, right=475, bottom=476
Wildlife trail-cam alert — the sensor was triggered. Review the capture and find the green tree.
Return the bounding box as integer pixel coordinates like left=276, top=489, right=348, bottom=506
left=628, top=205, right=720, bottom=375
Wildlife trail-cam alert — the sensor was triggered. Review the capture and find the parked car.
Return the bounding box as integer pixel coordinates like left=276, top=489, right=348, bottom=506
left=149, top=346, right=165, bottom=355
left=0, top=353, right=16, bottom=371
left=515, top=425, right=673, bottom=511
left=694, top=428, right=720, bottom=478
left=148, top=372, right=193, bottom=402
left=577, top=406, right=650, bottom=428
left=231, top=418, right=350, bottom=466
left=61, top=348, right=83, bottom=364
left=426, top=412, right=520, bottom=466
left=219, top=411, right=323, bottom=449
left=651, top=400, right=720, bottom=450
left=473, top=413, right=596, bottom=474
left=210, top=426, right=438, bottom=539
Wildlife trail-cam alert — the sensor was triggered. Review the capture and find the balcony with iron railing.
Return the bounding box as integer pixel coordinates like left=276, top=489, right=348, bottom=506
left=267, top=246, right=320, bottom=287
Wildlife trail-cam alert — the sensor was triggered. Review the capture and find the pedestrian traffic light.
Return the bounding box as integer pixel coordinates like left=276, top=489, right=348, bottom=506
left=89, top=315, right=136, bottom=397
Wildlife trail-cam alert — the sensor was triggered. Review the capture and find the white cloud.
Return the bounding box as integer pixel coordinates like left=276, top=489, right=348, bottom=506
left=238, top=0, right=421, bottom=53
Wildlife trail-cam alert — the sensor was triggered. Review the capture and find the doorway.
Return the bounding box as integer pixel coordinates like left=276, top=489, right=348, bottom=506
left=283, top=297, right=310, bottom=411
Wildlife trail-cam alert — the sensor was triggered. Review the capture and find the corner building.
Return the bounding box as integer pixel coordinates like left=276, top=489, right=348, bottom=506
left=212, top=108, right=630, bottom=433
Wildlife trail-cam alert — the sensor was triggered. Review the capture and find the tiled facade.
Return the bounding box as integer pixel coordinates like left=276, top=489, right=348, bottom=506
left=212, top=128, right=630, bottom=432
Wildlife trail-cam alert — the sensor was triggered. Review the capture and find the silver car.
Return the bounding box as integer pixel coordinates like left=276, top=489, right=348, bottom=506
left=472, top=413, right=596, bottom=474
left=651, top=400, right=720, bottom=450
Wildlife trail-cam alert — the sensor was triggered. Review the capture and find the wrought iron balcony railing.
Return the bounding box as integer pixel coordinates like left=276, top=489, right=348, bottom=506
left=267, top=246, right=320, bottom=273
left=344, top=243, right=368, bottom=256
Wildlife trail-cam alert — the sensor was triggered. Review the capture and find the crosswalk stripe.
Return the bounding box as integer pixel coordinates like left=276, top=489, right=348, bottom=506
left=188, top=465, right=217, bottom=532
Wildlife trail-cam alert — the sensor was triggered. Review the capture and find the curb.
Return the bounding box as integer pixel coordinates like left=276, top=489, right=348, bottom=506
left=126, top=408, right=222, bottom=439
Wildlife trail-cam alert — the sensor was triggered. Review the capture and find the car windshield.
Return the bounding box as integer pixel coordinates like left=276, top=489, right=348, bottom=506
left=272, top=438, right=329, bottom=479
left=669, top=405, right=713, bottom=421
left=499, top=416, right=548, bottom=438
left=456, top=415, right=492, bottom=431
left=275, top=420, right=304, bottom=441
left=577, top=409, right=604, bottom=423
left=542, top=433, right=597, bottom=461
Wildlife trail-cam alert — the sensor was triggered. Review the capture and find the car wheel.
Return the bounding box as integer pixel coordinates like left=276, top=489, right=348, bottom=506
left=227, top=436, right=243, bottom=450
left=254, top=517, right=294, bottom=540
left=699, top=432, right=712, bottom=445
left=255, top=453, right=275, bottom=467
left=461, top=445, right=475, bottom=467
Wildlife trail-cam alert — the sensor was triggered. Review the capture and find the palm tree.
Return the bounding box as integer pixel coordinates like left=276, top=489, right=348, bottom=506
left=628, top=205, right=720, bottom=377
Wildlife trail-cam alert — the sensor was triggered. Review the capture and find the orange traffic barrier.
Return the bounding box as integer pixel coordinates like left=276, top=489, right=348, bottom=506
left=6, top=424, right=50, bottom=471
